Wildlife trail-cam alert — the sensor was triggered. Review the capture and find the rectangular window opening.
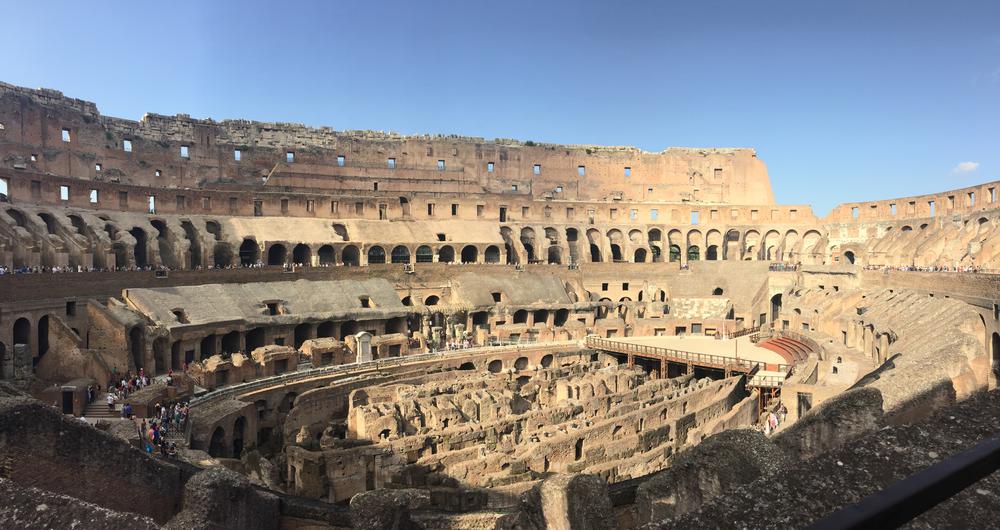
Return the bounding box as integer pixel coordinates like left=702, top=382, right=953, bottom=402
left=61, top=128, right=71, bottom=142
left=533, top=164, right=541, bottom=175
left=691, top=211, right=700, bottom=225
left=387, top=158, right=396, bottom=169
left=624, top=167, right=631, bottom=177
left=578, top=165, right=585, bottom=176
left=59, top=185, right=70, bottom=201
left=286, top=151, right=294, bottom=163
left=123, top=139, right=132, bottom=152
left=180, top=145, right=189, bottom=158
left=437, top=159, right=445, bottom=171
left=487, top=162, right=494, bottom=173
left=234, top=149, right=241, bottom=161
left=89, top=189, right=98, bottom=204
left=337, top=155, right=345, bottom=167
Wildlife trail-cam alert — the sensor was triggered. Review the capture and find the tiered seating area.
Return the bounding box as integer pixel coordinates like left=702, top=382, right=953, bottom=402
left=757, top=336, right=812, bottom=364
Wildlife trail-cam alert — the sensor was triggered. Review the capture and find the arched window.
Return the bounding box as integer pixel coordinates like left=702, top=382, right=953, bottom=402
left=687, top=246, right=700, bottom=261
left=460, top=245, right=478, bottom=264
left=367, top=246, right=386, bottom=264
left=669, top=244, right=681, bottom=262
left=438, top=246, right=455, bottom=263
left=485, top=245, right=501, bottom=264
left=317, top=245, right=335, bottom=265
left=415, top=245, right=434, bottom=263
left=390, top=245, right=410, bottom=264
left=267, top=244, right=287, bottom=266
left=342, top=245, right=360, bottom=266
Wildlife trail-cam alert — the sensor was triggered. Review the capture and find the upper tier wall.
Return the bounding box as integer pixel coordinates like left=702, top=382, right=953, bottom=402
left=825, top=180, right=1000, bottom=223
left=0, top=82, right=774, bottom=204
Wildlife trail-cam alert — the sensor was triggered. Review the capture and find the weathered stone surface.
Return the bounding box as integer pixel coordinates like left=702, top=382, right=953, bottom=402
left=634, top=429, right=789, bottom=525
left=536, top=474, right=616, bottom=530
left=349, top=488, right=429, bottom=530
left=165, top=467, right=280, bottom=530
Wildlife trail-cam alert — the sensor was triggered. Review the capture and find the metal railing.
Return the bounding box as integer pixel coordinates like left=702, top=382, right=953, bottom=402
left=585, top=335, right=791, bottom=374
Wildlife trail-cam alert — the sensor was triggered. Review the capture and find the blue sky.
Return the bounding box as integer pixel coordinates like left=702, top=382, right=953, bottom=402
left=2, top=0, right=998, bottom=215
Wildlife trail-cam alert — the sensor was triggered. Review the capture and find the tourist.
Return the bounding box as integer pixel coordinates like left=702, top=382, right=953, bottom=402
left=106, top=392, right=115, bottom=411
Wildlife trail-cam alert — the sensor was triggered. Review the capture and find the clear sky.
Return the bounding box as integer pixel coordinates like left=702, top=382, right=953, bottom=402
left=2, top=0, right=997, bottom=215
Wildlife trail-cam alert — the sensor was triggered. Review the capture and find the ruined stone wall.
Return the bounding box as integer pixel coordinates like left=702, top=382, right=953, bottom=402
left=0, top=83, right=775, bottom=204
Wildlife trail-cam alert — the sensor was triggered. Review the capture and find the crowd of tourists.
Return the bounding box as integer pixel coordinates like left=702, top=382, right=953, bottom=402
left=864, top=264, right=987, bottom=273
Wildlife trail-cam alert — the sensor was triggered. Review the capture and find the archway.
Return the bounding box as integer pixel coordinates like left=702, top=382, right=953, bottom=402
left=37, top=315, right=49, bottom=359
left=770, top=293, right=782, bottom=322
left=129, top=227, right=148, bottom=268
left=390, top=245, right=410, bottom=264
left=461, top=245, right=478, bottom=264
left=634, top=248, right=647, bottom=263
left=488, top=360, right=503, bottom=373
left=13, top=319, right=30, bottom=357
left=292, top=243, right=311, bottom=265
left=213, top=242, right=234, bottom=267
left=590, top=244, right=602, bottom=262
left=239, top=239, right=259, bottom=266
left=513, top=310, right=528, bottom=324
left=485, top=245, right=501, bottom=264
left=610, top=244, right=622, bottom=262
left=294, top=323, right=313, bottom=349
left=342, top=245, right=360, bottom=266
left=424, top=295, right=440, bottom=306
left=687, top=246, right=700, bottom=261
left=128, top=326, right=144, bottom=370
left=993, top=332, right=1000, bottom=377
left=843, top=250, right=856, bottom=265
left=221, top=331, right=241, bottom=354
left=547, top=246, right=561, bottom=264
left=415, top=245, right=434, bottom=263
left=233, top=416, right=247, bottom=456
left=669, top=245, right=681, bottom=262
left=209, top=426, right=227, bottom=458
left=267, top=244, right=288, bottom=266
left=438, top=246, right=455, bottom=263
left=318, top=245, right=335, bottom=265
left=706, top=245, right=719, bottom=260
left=367, top=246, right=386, bottom=264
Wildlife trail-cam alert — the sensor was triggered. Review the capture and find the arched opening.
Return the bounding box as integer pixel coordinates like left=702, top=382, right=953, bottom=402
left=267, top=244, right=288, bottom=266
left=523, top=243, right=536, bottom=262
left=318, top=245, right=335, bottom=265
left=590, top=244, right=602, bottom=262
left=547, top=246, right=561, bottom=264
left=294, top=323, right=312, bottom=349
left=279, top=392, right=298, bottom=414
left=367, top=246, right=386, bottom=264
left=461, top=245, right=478, bottom=264
left=634, top=248, right=647, bottom=263
left=712, top=287, right=724, bottom=296
left=340, top=321, right=359, bottom=338
left=459, top=361, right=476, bottom=370
left=415, top=245, right=434, bottom=263
left=513, top=310, right=528, bottom=324
left=610, top=244, right=622, bottom=262
left=485, top=245, right=501, bottom=264
left=390, top=245, right=410, bottom=264
left=209, top=427, right=227, bottom=458
left=292, top=243, right=311, bottom=265
left=342, top=245, right=360, bottom=266
left=112, top=243, right=128, bottom=269
left=246, top=328, right=266, bottom=351
left=992, top=332, right=1000, bottom=378
left=386, top=317, right=406, bottom=334
left=554, top=309, right=569, bottom=326
left=233, top=416, right=247, bottom=456
left=13, top=318, right=30, bottom=361
left=239, top=239, right=259, bottom=266
left=200, top=334, right=217, bottom=358
left=770, top=293, right=782, bottom=322
left=575, top=438, right=584, bottom=461
left=488, top=360, right=503, bottom=373
left=669, top=244, right=681, bottom=262
left=128, top=326, right=144, bottom=370
left=149, top=220, right=179, bottom=268
left=36, top=315, right=49, bottom=360
left=221, top=331, right=241, bottom=354
left=317, top=322, right=336, bottom=338
left=129, top=227, right=148, bottom=268
left=438, top=245, right=455, bottom=263
left=706, top=245, right=719, bottom=260
left=333, top=223, right=349, bottom=241
left=514, top=357, right=529, bottom=370
left=843, top=250, right=856, bottom=265
left=424, top=295, right=440, bottom=306
left=687, top=246, right=700, bottom=261
left=213, top=242, right=234, bottom=267
left=533, top=309, right=549, bottom=326
left=401, top=296, right=412, bottom=306
left=540, top=354, right=553, bottom=368
left=180, top=220, right=203, bottom=268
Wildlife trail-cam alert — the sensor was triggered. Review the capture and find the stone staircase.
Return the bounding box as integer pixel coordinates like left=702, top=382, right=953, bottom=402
left=83, top=392, right=119, bottom=420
